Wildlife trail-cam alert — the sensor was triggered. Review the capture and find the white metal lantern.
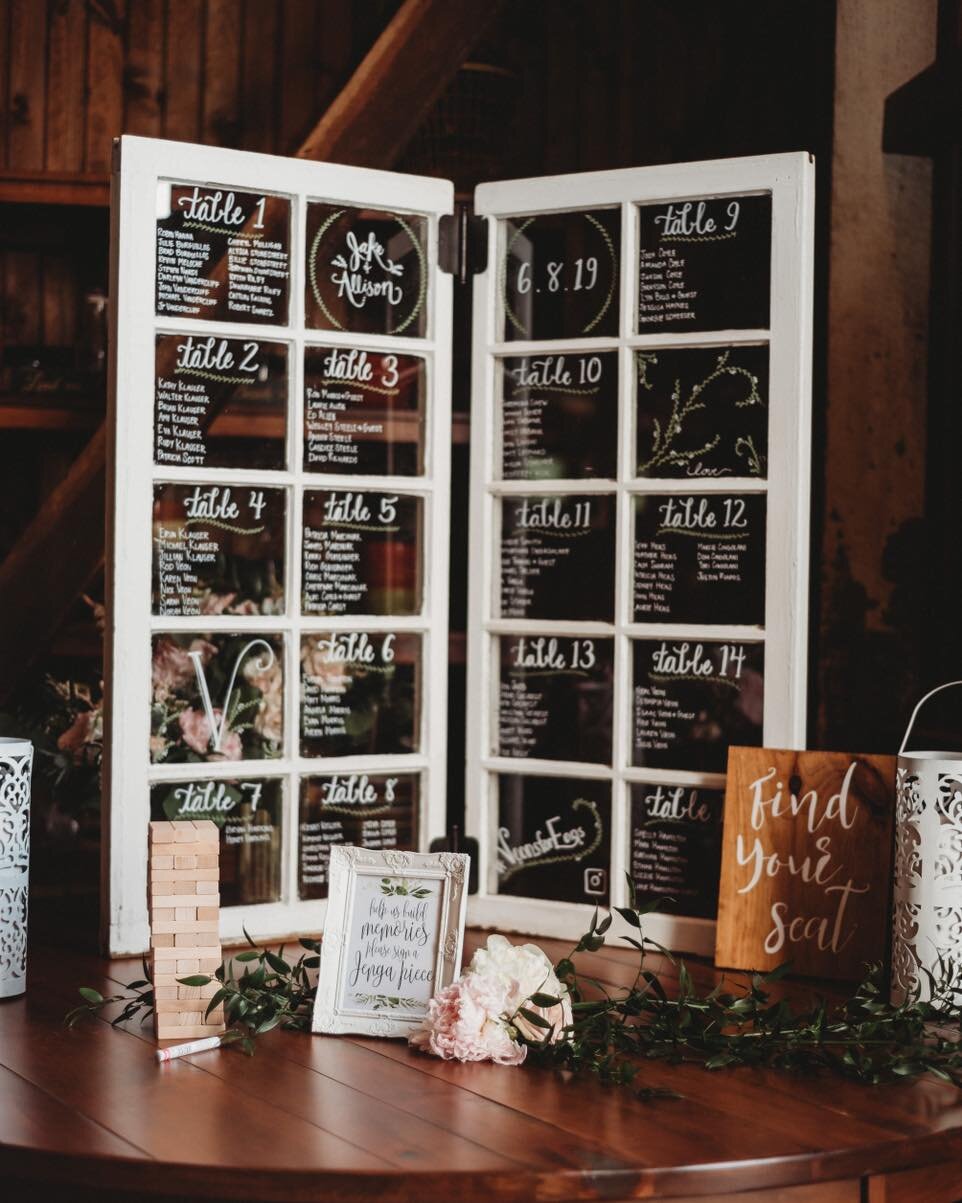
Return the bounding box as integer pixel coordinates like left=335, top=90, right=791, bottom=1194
left=891, top=683, right=962, bottom=1004
left=0, top=736, right=32, bottom=999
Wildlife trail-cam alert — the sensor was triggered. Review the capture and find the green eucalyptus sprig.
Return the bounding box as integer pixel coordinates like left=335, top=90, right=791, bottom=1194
left=67, top=930, right=320, bottom=1054
left=524, top=878, right=962, bottom=1091
left=68, top=885, right=962, bottom=1090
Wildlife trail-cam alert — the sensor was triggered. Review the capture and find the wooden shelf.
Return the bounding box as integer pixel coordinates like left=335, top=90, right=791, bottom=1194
left=0, top=395, right=104, bottom=431
left=0, top=169, right=110, bottom=208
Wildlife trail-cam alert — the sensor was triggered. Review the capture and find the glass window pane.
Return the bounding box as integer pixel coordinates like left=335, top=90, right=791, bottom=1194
left=501, top=208, right=620, bottom=341
left=304, top=346, right=426, bottom=475
left=630, top=782, right=723, bottom=920
left=302, top=490, right=422, bottom=617
left=497, top=635, right=613, bottom=764
left=149, top=777, right=284, bottom=906
left=154, top=334, right=288, bottom=471
left=635, top=344, right=768, bottom=480
left=633, top=493, right=766, bottom=625
left=631, top=638, right=763, bottom=773
left=298, top=772, right=420, bottom=900
left=300, top=632, right=420, bottom=757
left=636, top=193, right=771, bottom=332
left=499, top=494, right=615, bottom=622
left=156, top=182, right=291, bottom=325
left=150, top=633, right=284, bottom=764
left=500, top=352, right=617, bottom=480
left=152, top=483, right=286, bottom=617
left=305, top=204, right=428, bottom=337
left=495, top=774, right=611, bottom=905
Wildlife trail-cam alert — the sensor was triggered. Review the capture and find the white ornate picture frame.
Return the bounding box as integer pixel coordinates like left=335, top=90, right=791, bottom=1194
left=312, top=846, right=469, bottom=1037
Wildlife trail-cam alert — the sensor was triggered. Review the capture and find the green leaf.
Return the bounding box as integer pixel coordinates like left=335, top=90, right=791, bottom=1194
left=529, top=992, right=561, bottom=1008
left=517, top=1007, right=551, bottom=1030
left=177, top=975, right=212, bottom=987
left=234, top=950, right=261, bottom=962
left=615, top=906, right=642, bottom=928
left=265, top=951, right=290, bottom=975
left=78, top=987, right=103, bottom=1005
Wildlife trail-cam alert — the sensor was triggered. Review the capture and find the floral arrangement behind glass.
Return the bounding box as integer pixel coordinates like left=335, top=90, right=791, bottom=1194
left=150, top=634, right=283, bottom=764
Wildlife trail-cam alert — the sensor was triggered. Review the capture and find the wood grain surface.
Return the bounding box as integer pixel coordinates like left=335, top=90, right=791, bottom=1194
left=716, top=748, right=896, bottom=979
left=0, top=930, right=960, bottom=1202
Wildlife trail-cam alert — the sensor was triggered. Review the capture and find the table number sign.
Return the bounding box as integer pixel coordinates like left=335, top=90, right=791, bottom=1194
left=467, top=154, right=814, bottom=951
left=312, top=846, right=469, bottom=1037
left=105, top=137, right=452, bottom=955
left=715, top=748, right=895, bottom=980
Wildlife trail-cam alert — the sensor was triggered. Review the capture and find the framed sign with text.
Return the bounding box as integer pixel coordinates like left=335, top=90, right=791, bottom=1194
left=466, top=154, right=815, bottom=953
left=104, top=137, right=453, bottom=954
left=312, top=846, right=469, bottom=1037
left=715, top=748, right=895, bottom=980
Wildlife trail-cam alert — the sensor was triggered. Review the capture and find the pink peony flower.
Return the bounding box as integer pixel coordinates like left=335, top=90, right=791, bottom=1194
left=409, top=974, right=526, bottom=1066
left=152, top=637, right=215, bottom=700
left=177, top=708, right=243, bottom=760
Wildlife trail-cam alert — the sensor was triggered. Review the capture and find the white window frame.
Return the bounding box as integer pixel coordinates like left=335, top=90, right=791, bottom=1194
left=105, top=136, right=453, bottom=955
left=466, top=153, right=815, bottom=954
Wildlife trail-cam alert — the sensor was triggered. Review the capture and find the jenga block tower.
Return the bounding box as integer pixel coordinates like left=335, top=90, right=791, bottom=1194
left=149, top=820, right=225, bottom=1040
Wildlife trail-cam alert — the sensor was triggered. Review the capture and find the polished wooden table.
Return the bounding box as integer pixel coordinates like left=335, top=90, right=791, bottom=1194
left=2, top=931, right=962, bottom=1203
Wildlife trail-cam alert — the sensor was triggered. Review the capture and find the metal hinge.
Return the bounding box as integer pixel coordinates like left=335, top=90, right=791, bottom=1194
left=439, top=205, right=488, bottom=283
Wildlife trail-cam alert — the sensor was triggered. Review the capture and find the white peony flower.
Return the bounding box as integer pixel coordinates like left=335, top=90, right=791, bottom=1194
left=467, top=934, right=572, bottom=1043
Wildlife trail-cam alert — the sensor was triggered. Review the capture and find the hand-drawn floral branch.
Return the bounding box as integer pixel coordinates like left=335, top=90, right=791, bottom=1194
left=354, top=993, right=424, bottom=1012
left=637, top=350, right=763, bottom=474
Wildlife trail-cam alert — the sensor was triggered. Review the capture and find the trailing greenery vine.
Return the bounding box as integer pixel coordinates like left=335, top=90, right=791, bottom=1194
left=67, top=885, right=962, bottom=1089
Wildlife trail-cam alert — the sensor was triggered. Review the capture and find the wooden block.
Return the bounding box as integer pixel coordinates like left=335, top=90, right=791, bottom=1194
left=198, top=957, right=221, bottom=973
left=175, top=907, right=197, bottom=922
left=151, top=882, right=176, bottom=896
left=192, top=820, right=219, bottom=840
left=174, top=855, right=198, bottom=870
left=154, top=986, right=178, bottom=1001
left=196, top=854, right=218, bottom=868
left=180, top=945, right=222, bottom=960
left=151, top=868, right=218, bottom=882
left=156, top=1024, right=224, bottom=1039
left=197, top=907, right=218, bottom=921
left=179, top=1010, right=204, bottom=1025
left=174, top=824, right=201, bottom=842
left=178, top=982, right=218, bottom=1000
left=159, top=841, right=218, bottom=857
left=156, top=999, right=201, bottom=1014
left=195, top=880, right=218, bottom=895
left=150, top=855, right=174, bottom=870
left=151, top=908, right=176, bottom=922
left=152, top=973, right=182, bottom=989
left=154, top=894, right=220, bottom=909
left=151, top=932, right=175, bottom=948
left=150, top=821, right=177, bottom=843
left=154, top=960, right=177, bottom=978
left=175, top=958, right=200, bottom=974
left=157, top=921, right=215, bottom=937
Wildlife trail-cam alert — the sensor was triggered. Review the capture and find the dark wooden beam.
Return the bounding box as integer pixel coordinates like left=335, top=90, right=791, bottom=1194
left=0, top=426, right=106, bottom=691
left=298, top=0, right=504, bottom=166
left=0, top=0, right=499, bottom=702
left=883, top=44, right=961, bottom=155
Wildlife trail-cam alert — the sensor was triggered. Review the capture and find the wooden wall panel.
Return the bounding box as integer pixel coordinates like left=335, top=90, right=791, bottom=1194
left=84, top=0, right=126, bottom=173
left=203, top=0, right=242, bottom=146
left=124, top=0, right=164, bottom=138
left=161, top=0, right=203, bottom=143
left=7, top=0, right=46, bottom=169
left=45, top=0, right=86, bottom=171
left=241, top=0, right=279, bottom=153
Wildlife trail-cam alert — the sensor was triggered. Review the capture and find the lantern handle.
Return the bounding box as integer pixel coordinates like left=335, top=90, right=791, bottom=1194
left=899, top=680, right=962, bottom=755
